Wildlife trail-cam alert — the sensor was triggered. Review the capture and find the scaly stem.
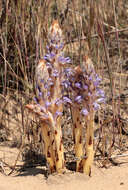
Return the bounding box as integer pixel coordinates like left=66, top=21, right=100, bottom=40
left=49, top=111, right=65, bottom=173
left=72, top=107, right=83, bottom=172
left=40, top=121, right=55, bottom=173
left=82, top=113, right=94, bottom=176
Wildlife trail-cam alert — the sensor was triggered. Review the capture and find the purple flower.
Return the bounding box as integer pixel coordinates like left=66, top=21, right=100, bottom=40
left=39, top=91, right=43, bottom=97
left=58, top=56, right=71, bottom=64
left=63, top=96, right=72, bottom=104
left=52, top=69, right=59, bottom=77
left=46, top=45, right=49, bottom=50
left=44, top=83, right=49, bottom=89
left=88, top=92, right=92, bottom=96
left=58, top=56, right=65, bottom=63
left=75, top=95, right=83, bottom=103
left=40, top=79, right=44, bottom=83
left=54, top=111, right=63, bottom=119
left=89, top=75, right=93, bottom=81
left=81, top=108, right=89, bottom=116
left=83, top=85, right=88, bottom=90
left=65, top=57, right=71, bottom=63
left=75, top=82, right=81, bottom=89
left=33, top=97, right=39, bottom=104
left=94, top=75, right=101, bottom=86
left=46, top=62, right=52, bottom=69
left=54, top=98, right=62, bottom=105
left=57, top=43, right=64, bottom=49
left=45, top=101, right=51, bottom=108
left=96, top=89, right=105, bottom=97
left=61, top=80, right=71, bottom=88
left=93, top=102, right=100, bottom=110
left=97, top=97, right=105, bottom=103
left=44, top=55, right=49, bottom=61
left=44, top=52, right=55, bottom=61
left=47, top=78, right=54, bottom=86
left=47, top=91, right=50, bottom=97
left=50, top=52, right=55, bottom=57
left=64, top=68, right=74, bottom=77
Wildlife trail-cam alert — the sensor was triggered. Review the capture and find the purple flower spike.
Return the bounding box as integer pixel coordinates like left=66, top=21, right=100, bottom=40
left=63, top=96, right=72, bottom=104
left=81, top=108, right=89, bottom=116
left=75, top=95, right=83, bottom=103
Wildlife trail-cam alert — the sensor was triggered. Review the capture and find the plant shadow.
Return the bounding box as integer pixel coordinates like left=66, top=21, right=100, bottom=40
left=16, top=150, right=49, bottom=178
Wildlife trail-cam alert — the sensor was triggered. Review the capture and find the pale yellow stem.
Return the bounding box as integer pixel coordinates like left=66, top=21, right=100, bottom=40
left=72, top=108, right=83, bottom=172
left=83, top=114, right=94, bottom=176
left=40, top=121, right=55, bottom=173
left=48, top=112, right=65, bottom=173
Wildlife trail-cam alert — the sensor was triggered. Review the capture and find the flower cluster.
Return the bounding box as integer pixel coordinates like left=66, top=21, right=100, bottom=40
left=33, top=20, right=105, bottom=122
left=34, top=21, right=71, bottom=122
left=62, top=56, right=105, bottom=116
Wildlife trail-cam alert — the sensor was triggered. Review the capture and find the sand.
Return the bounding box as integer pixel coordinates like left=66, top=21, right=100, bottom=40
left=0, top=163, right=128, bottom=190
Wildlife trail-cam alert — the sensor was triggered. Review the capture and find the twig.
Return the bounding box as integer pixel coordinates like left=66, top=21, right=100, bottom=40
left=67, top=153, right=128, bottom=162
left=95, top=153, right=128, bottom=160
left=65, top=27, right=128, bottom=44
left=0, top=159, right=14, bottom=176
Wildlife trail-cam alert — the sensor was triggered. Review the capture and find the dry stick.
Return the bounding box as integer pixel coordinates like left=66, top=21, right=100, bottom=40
left=72, top=107, right=83, bottom=172
left=97, top=20, right=114, bottom=98
left=65, top=27, right=128, bottom=44
left=82, top=113, right=94, bottom=176
left=8, top=138, right=25, bottom=176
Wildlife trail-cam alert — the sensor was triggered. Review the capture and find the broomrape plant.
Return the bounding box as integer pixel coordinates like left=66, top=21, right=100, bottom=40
left=62, top=56, right=105, bottom=175
left=26, top=21, right=105, bottom=175
left=26, top=20, right=69, bottom=173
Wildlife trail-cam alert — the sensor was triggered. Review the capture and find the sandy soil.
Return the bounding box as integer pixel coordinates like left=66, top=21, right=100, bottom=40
left=0, top=162, right=128, bottom=190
